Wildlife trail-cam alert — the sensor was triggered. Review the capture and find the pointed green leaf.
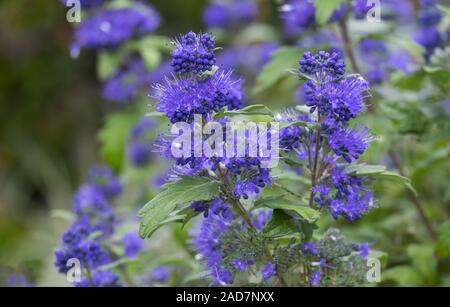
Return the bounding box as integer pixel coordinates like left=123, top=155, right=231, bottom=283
left=139, top=177, right=221, bottom=238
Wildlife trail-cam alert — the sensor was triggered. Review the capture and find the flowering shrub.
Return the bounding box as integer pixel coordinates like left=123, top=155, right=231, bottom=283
left=5, top=0, right=449, bottom=288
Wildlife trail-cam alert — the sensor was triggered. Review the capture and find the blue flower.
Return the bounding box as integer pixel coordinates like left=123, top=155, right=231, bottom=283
left=87, top=166, right=123, bottom=199
left=72, top=4, right=160, bottom=53
left=152, top=70, right=243, bottom=123
left=128, top=118, right=156, bottom=167
left=280, top=0, right=316, bottom=36
left=304, top=76, right=369, bottom=124
left=203, top=0, right=257, bottom=29
left=73, top=185, right=113, bottom=220
left=261, top=263, right=276, bottom=284
left=123, top=233, right=144, bottom=259
left=359, top=242, right=371, bottom=259
left=6, top=275, right=35, bottom=288
left=191, top=200, right=235, bottom=285
left=102, top=59, right=149, bottom=102
left=310, top=271, right=322, bottom=287
left=300, top=51, right=346, bottom=81
left=76, top=272, right=122, bottom=287
left=171, top=32, right=216, bottom=75
left=328, top=127, right=374, bottom=163
left=152, top=266, right=171, bottom=283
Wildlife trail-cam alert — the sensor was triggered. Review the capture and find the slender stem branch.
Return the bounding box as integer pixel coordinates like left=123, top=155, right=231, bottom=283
left=338, top=18, right=360, bottom=74
left=309, top=114, right=322, bottom=208
left=217, top=167, right=288, bottom=286
left=388, top=149, right=437, bottom=240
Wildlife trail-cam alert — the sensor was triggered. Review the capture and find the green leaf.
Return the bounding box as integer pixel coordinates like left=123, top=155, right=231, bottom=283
left=315, top=0, right=346, bottom=25
left=97, top=51, right=123, bottom=81
left=98, top=112, right=140, bottom=170
left=374, top=171, right=417, bottom=196
left=278, top=120, right=314, bottom=130
left=213, top=104, right=274, bottom=119
left=263, top=209, right=300, bottom=238
left=139, top=177, right=221, bottom=238
left=382, top=266, right=423, bottom=286
left=346, top=164, right=417, bottom=196
left=436, top=221, right=450, bottom=259
left=407, top=244, right=437, bottom=285
left=257, top=200, right=320, bottom=223
left=253, top=47, right=300, bottom=94
left=346, top=164, right=387, bottom=176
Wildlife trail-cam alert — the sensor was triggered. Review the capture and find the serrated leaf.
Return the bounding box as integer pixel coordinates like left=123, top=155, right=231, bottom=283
left=263, top=209, right=299, bottom=238
left=253, top=47, right=300, bottom=94
left=138, top=177, right=221, bottom=238
left=213, top=104, right=274, bottom=119
left=315, top=0, right=346, bottom=25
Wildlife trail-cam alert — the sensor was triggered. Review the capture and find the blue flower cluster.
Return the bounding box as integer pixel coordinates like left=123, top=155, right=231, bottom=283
left=153, top=71, right=243, bottom=123
left=171, top=32, right=216, bottom=75
left=203, top=0, right=257, bottom=29
left=55, top=166, right=144, bottom=287
left=415, top=0, right=444, bottom=60
left=102, top=59, right=150, bottom=102
left=290, top=51, right=376, bottom=221
left=280, top=0, right=348, bottom=36
left=127, top=118, right=157, bottom=167
left=153, top=33, right=243, bottom=123
left=69, top=1, right=161, bottom=103
left=301, top=229, right=370, bottom=287
left=191, top=199, right=273, bottom=285
left=357, top=39, right=415, bottom=85
left=72, top=3, right=160, bottom=53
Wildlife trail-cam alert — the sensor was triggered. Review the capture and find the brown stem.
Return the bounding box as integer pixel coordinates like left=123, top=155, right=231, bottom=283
left=338, top=18, right=360, bottom=74
left=388, top=149, right=437, bottom=240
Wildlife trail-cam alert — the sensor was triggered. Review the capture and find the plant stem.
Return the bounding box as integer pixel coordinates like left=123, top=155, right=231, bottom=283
left=388, top=149, right=437, bottom=240
left=338, top=18, right=360, bottom=74
left=309, top=114, right=322, bottom=208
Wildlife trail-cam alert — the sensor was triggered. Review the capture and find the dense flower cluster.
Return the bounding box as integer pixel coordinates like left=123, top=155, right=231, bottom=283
left=300, top=51, right=346, bottom=80
left=203, top=0, right=257, bottom=29
left=54, top=166, right=144, bottom=287
left=191, top=199, right=273, bottom=285
left=301, top=229, right=370, bottom=287
left=153, top=70, right=243, bottom=123
left=284, top=51, right=376, bottom=221
left=171, top=32, right=217, bottom=75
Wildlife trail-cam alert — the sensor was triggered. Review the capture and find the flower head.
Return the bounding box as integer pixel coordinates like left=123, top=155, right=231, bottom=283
left=152, top=70, right=243, bottom=123
left=261, top=263, right=276, bottom=284
left=300, top=51, right=346, bottom=81
left=72, top=4, right=160, bottom=53
left=171, top=32, right=217, bottom=75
